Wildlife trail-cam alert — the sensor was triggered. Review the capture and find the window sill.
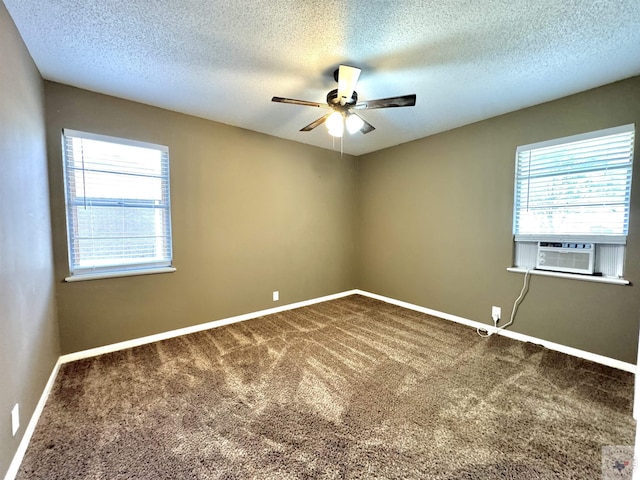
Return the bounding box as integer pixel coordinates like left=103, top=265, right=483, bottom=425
left=507, top=267, right=630, bottom=285
left=65, top=267, right=177, bottom=283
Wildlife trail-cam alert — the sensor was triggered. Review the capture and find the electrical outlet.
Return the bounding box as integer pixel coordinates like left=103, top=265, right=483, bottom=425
left=491, top=306, right=501, bottom=323
left=11, top=403, right=19, bottom=436
left=273, top=291, right=279, bottom=302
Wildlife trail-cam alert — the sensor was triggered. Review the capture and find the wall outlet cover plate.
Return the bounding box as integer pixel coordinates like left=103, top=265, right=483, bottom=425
left=11, top=403, right=19, bottom=436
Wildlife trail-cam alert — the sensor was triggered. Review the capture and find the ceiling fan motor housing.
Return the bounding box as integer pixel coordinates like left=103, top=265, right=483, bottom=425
left=326, top=89, right=358, bottom=110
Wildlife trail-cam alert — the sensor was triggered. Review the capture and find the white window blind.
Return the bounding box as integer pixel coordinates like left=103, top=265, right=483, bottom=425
left=513, top=124, right=634, bottom=243
left=62, top=129, right=173, bottom=277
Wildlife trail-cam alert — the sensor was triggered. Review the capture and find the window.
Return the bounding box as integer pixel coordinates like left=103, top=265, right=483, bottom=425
left=512, top=124, right=635, bottom=278
left=62, top=129, right=173, bottom=280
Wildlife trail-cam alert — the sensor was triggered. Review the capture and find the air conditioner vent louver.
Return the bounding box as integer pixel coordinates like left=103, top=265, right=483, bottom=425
left=536, top=242, right=595, bottom=275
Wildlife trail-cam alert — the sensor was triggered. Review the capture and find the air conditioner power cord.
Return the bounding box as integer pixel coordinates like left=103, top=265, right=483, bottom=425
left=477, top=269, right=531, bottom=338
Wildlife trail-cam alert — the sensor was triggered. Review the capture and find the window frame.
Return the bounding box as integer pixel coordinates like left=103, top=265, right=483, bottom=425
left=511, top=124, right=635, bottom=280
left=61, top=129, right=175, bottom=281
left=513, top=123, right=634, bottom=244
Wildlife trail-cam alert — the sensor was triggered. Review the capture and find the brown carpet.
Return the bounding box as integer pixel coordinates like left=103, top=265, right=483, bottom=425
left=17, top=295, right=634, bottom=479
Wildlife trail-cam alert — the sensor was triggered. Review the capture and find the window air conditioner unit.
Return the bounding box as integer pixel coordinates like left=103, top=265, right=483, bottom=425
left=536, top=242, right=595, bottom=275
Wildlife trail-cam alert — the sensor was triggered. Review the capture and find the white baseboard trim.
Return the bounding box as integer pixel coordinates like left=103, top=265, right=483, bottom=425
left=354, top=289, right=636, bottom=373
left=5, top=288, right=635, bottom=479
left=4, top=358, right=62, bottom=480
left=5, top=291, right=359, bottom=479
left=60, top=287, right=636, bottom=371
left=60, top=290, right=360, bottom=364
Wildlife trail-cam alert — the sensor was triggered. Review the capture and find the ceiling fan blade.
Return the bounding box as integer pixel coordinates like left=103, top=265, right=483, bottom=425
left=351, top=113, right=375, bottom=134
left=300, top=113, right=332, bottom=132
left=271, top=97, right=328, bottom=108
left=337, top=65, right=361, bottom=106
left=353, top=94, right=417, bottom=110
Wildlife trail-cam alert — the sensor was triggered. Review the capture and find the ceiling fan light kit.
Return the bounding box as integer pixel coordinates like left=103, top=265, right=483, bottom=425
left=272, top=65, right=416, bottom=138
left=324, top=111, right=364, bottom=138
left=345, top=113, right=365, bottom=134
left=325, top=111, right=344, bottom=137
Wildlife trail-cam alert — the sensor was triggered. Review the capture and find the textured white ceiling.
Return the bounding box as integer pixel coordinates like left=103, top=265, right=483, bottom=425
left=4, top=0, right=640, bottom=156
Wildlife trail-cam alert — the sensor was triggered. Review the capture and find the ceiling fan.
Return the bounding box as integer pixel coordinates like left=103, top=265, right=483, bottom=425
left=272, top=65, right=417, bottom=137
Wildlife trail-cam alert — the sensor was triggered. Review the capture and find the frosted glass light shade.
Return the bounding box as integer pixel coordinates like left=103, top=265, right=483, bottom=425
left=326, top=111, right=344, bottom=137
left=326, top=111, right=343, bottom=130
left=327, top=125, right=344, bottom=137
left=346, top=114, right=364, bottom=134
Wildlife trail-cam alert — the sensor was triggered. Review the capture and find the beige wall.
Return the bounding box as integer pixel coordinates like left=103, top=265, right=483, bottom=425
left=45, top=78, right=640, bottom=363
left=44, top=82, right=358, bottom=354
left=3, top=15, right=639, bottom=476
left=0, top=3, right=60, bottom=477
left=357, top=76, right=640, bottom=364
